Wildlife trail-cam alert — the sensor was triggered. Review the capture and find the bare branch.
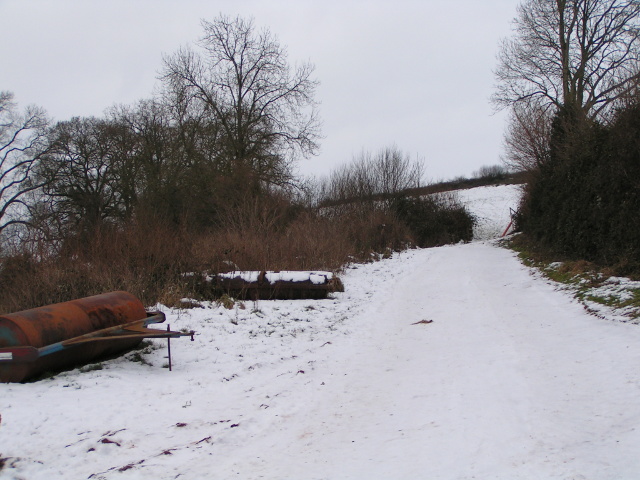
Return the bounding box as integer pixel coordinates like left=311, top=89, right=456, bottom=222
left=0, top=92, right=50, bottom=236
left=161, top=14, right=321, bottom=188
left=493, top=0, right=640, bottom=120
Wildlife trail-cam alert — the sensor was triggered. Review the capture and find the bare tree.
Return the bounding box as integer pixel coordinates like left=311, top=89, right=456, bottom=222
left=0, top=92, right=49, bottom=236
left=502, top=99, right=554, bottom=171
left=162, top=14, right=321, bottom=188
left=320, top=146, right=424, bottom=206
left=493, top=0, right=640, bottom=120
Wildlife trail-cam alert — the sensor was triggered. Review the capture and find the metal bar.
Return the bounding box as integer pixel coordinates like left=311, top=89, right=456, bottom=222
left=167, top=325, right=172, bottom=372
left=0, top=312, right=195, bottom=364
left=62, top=332, right=188, bottom=344
left=60, top=313, right=166, bottom=346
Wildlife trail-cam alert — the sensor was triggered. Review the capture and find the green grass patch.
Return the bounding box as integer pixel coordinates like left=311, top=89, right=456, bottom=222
left=505, top=235, right=640, bottom=321
left=126, top=340, right=159, bottom=366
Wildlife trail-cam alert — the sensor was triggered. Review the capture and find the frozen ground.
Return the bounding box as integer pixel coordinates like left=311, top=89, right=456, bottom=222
left=2, top=184, right=640, bottom=480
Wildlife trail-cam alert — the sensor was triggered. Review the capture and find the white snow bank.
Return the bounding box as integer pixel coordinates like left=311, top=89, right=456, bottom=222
left=455, top=184, right=523, bottom=240
left=217, top=271, right=334, bottom=285
left=266, top=271, right=333, bottom=285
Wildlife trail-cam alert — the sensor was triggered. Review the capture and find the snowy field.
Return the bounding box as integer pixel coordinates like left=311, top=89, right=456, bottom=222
left=455, top=184, right=522, bottom=240
left=2, top=184, right=640, bottom=479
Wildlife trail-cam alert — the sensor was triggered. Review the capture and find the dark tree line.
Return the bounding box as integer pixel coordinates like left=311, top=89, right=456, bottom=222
left=495, top=0, right=640, bottom=273
left=0, top=14, right=321, bottom=248
left=517, top=99, right=640, bottom=272
left=0, top=15, right=478, bottom=312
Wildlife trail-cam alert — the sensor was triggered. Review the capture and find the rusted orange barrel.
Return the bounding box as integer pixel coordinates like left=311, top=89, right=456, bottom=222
left=0, top=291, right=147, bottom=382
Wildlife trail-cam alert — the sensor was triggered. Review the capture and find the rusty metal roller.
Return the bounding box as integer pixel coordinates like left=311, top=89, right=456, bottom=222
left=0, top=291, right=193, bottom=383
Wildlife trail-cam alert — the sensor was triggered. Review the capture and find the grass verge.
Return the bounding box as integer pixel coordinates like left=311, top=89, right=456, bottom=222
left=505, top=234, right=640, bottom=322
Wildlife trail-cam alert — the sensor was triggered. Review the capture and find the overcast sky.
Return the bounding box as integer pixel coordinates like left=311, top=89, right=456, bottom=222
left=0, top=0, right=519, bottom=181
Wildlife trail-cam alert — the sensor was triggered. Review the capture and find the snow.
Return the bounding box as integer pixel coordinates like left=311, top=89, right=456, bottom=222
left=217, top=270, right=261, bottom=283
left=456, top=184, right=523, bottom=240
left=580, top=276, right=640, bottom=322
left=2, top=183, right=640, bottom=479
left=264, top=271, right=332, bottom=285
left=217, top=271, right=334, bottom=285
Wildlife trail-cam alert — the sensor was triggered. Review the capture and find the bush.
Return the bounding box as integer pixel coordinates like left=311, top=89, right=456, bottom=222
left=0, top=218, right=192, bottom=312
left=317, top=146, right=424, bottom=207
left=0, top=149, right=477, bottom=311
left=517, top=104, right=640, bottom=276
left=392, top=193, right=474, bottom=247
left=0, top=194, right=409, bottom=311
left=473, top=164, right=509, bottom=182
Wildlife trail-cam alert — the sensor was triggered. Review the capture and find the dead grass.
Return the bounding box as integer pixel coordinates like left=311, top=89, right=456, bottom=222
left=506, top=234, right=640, bottom=321
left=0, top=205, right=411, bottom=312
left=0, top=189, right=473, bottom=312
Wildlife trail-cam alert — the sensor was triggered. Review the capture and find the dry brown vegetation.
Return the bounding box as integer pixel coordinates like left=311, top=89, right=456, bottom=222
left=0, top=18, right=478, bottom=314
left=0, top=200, right=414, bottom=312
left=0, top=169, right=479, bottom=313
